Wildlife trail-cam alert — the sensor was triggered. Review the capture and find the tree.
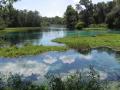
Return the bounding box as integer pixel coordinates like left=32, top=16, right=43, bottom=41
left=65, top=5, right=78, bottom=29
left=106, top=5, right=120, bottom=28
left=93, top=2, right=108, bottom=24
left=114, top=0, right=120, bottom=6
left=0, top=0, right=19, bottom=29
left=79, top=0, right=94, bottom=26
left=79, top=0, right=92, bottom=7
left=0, top=17, right=6, bottom=29
left=105, top=0, right=120, bottom=29
left=8, top=9, right=41, bottom=27
left=76, top=0, right=116, bottom=28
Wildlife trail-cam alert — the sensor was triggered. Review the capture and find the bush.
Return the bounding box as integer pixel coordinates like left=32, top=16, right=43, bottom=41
left=0, top=18, right=6, bottom=30
left=75, top=21, right=85, bottom=30
left=0, top=67, right=119, bottom=90
left=46, top=67, right=107, bottom=90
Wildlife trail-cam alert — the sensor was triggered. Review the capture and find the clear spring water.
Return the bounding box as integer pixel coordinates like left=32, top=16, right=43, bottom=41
left=0, top=27, right=120, bottom=81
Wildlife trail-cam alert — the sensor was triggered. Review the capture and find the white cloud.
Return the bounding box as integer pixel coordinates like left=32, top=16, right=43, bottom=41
left=43, top=55, right=57, bottom=64
left=0, top=61, right=49, bottom=77
left=60, top=55, right=76, bottom=64
left=73, top=0, right=79, bottom=3
left=79, top=55, right=93, bottom=60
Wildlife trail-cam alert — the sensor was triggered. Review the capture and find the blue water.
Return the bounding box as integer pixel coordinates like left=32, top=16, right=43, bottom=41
left=1, top=27, right=109, bottom=46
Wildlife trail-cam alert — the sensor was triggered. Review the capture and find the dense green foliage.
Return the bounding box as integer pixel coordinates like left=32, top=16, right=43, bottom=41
left=54, top=34, right=120, bottom=51
left=8, top=9, right=41, bottom=27
left=0, top=0, right=64, bottom=30
left=75, top=21, right=85, bottom=30
left=0, top=0, right=41, bottom=27
left=64, top=0, right=120, bottom=29
left=0, top=67, right=117, bottom=90
left=79, top=0, right=115, bottom=27
left=64, top=5, right=78, bottom=29
left=0, top=0, right=19, bottom=29
left=106, top=6, right=120, bottom=28
left=0, top=17, right=6, bottom=30
left=41, top=16, right=64, bottom=26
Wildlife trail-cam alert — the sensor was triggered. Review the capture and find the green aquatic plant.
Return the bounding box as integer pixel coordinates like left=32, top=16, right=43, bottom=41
left=0, top=67, right=119, bottom=90
left=0, top=45, right=68, bottom=57
left=53, top=34, right=120, bottom=52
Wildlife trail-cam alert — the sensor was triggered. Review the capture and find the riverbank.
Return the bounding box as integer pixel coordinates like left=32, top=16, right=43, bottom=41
left=53, top=34, right=120, bottom=52
left=0, top=45, right=68, bottom=57
left=0, top=27, right=42, bottom=33
left=83, top=27, right=108, bottom=31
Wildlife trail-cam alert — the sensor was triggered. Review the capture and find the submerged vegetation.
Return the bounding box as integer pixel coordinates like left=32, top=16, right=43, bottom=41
left=0, top=45, right=68, bottom=57
left=0, top=67, right=119, bottom=90
left=54, top=34, right=120, bottom=52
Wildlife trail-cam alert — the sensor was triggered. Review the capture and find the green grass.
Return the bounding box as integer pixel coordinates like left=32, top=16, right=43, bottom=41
left=83, top=27, right=108, bottom=31
left=0, top=45, right=68, bottom=57
left=53, top=34, right=120, bottom=51
left=0, top=27, right=41, bottom=33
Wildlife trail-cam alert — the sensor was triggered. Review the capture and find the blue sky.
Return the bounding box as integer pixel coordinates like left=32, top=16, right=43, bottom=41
left=13, top=0, right=112, bottom=17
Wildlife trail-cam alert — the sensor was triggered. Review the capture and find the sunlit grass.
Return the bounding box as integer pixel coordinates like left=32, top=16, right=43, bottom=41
left=83, top=28, right=108, bottom=31
left=53, top=34, right=120, bottom=51
left=0, top=45, right=68, bottom=57
left=0, top=27, right=41, bottom=33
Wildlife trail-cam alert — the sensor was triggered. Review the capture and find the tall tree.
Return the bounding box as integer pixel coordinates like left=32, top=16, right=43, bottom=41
left=79, top=0, right=94, bottom=26
left=106, top=0, right=120, bottom=28
left=0, top=0, right=19, bottom=29
left=114, top=0, right=120, bottom=6
left=65, top=5, right=78, bottom=29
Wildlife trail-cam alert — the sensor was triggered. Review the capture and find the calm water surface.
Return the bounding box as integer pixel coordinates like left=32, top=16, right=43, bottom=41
left=0, top=27, right=120, bottom=81
left=1, top=27, right=109, bottom=46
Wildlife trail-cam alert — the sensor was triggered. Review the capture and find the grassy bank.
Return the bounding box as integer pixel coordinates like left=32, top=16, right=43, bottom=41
left=83, top=24, right=108, bottom=31
left=0, top=27, right=41, bottom=33
left=0, top=45, right=68, bottom=57
left=83, top=27, right=108, bottom=31
left=53, top=34, right=120, bottom=51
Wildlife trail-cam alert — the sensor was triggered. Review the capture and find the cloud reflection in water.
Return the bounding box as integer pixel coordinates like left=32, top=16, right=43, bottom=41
left=0, top=49, right=119, bottom=81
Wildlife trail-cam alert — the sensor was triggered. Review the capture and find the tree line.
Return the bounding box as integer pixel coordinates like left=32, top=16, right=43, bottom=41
left=0, top=0, right=64, bottom=30
left=64, top=0, right=120, bottom=29
left=0, top=0, right=42, bottom=29
left=41, top=16, right=65, bottom=26
left=0, top=0, right=120, bottom=30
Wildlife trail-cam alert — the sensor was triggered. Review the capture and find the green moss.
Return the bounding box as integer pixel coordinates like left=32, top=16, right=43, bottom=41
left=53, top=34, right=120, bottom=51
left=0, top=45, right=68, bottom=57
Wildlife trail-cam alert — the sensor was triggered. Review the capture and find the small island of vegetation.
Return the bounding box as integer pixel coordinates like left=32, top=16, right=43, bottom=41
left=54, top=34, right=120, bottom=53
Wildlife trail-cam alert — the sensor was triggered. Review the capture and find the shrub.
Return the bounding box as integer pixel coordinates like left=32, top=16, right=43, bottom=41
left=46, top=67, right=107, bottom=90
left=75, top=21, right=85, bottom=30
left=0, top=67, right=120, bottom=90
